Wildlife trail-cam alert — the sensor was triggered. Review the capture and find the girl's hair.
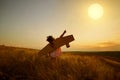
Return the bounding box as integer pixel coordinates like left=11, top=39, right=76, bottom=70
left=47, top=36, right=55, bottom=43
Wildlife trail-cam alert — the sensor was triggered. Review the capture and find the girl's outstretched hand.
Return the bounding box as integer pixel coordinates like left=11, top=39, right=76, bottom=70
left=64, top=30, right=66, bottom=33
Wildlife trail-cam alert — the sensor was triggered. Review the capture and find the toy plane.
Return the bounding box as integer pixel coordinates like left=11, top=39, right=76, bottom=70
left=38, top=30, right=75, bottom=56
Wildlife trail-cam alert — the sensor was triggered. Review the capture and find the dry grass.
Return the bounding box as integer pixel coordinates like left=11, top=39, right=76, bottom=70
left=0, top=46, right=120, bottom=80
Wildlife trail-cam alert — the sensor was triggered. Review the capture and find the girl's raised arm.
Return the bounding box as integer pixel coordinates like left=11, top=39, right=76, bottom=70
left=59, top=30, right=66, bottom=38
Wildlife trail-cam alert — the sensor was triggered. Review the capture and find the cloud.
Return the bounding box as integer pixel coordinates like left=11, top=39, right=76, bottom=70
left=98, top=42, right=120, bottom=47
left=96, top=42, right=120, bottom=51
left=79, top=42, right=120, bottom=51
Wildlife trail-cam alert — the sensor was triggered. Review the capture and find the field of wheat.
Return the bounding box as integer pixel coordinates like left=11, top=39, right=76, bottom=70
left=0, top=46, right=120, bottom=80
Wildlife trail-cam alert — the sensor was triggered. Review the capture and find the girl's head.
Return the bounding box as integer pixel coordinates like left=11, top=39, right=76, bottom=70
left=47, top=36, right=55, bottom=43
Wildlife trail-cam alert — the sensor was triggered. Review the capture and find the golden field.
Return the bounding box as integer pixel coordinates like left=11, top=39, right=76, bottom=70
left=0, top=45, right=120, bottom=80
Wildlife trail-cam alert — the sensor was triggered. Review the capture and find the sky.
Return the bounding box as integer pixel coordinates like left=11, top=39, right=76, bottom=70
left=0, top=0, right=120, bottom=51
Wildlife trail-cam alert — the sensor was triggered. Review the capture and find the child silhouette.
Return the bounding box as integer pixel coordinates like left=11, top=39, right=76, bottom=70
left=47, top=30, right=66, bottom=58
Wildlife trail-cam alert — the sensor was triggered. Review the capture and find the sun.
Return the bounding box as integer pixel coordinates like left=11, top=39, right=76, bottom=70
left=88, top=3, right=104, bottom=20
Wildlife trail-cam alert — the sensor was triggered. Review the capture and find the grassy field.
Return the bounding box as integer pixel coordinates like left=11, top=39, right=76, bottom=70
left=0, top=45, right=120, bottom=80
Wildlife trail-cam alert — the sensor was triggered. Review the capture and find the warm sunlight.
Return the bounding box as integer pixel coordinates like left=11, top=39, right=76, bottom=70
left=88, top=3, right=104, bottom=20
left=0, top=0, right=120, bottom=51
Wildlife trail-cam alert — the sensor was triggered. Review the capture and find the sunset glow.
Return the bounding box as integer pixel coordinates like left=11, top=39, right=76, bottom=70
left=0, top=0, right=120, bottom=51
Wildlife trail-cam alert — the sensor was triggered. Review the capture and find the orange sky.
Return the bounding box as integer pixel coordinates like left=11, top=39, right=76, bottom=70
left=0, top=0, right=120, bottom=51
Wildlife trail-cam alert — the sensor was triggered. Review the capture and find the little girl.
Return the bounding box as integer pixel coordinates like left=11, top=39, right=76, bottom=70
left=47, top=30, right=66, bottom=58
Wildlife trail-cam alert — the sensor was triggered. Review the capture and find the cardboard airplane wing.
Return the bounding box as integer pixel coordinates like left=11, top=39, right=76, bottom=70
left=38, top=35, right=74, bottom=56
